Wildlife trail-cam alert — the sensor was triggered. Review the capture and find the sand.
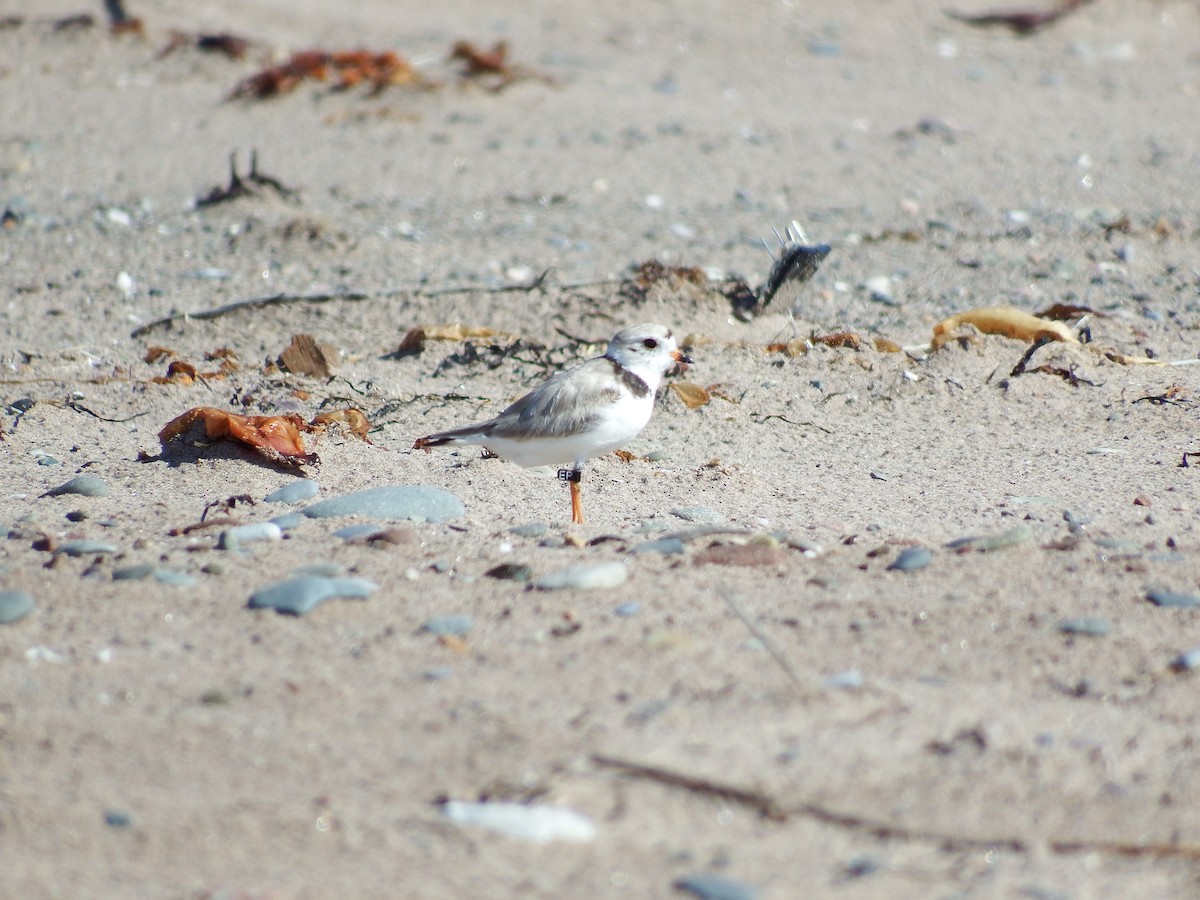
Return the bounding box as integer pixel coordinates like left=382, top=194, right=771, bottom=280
left=3, top=1, right=1200, bottom=896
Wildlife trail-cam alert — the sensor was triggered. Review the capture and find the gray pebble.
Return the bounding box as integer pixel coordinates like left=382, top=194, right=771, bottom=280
left=670, top=506, right=723, bottom=525
left=485, top=563, right=533, bottom=582
left=1147, top=588, right=1200, bottom=609
left=421, top=614, right=473, bottom=636
left=630, top=537, right=685, bottom=555
left=269, top=512, right=306, bottom=531
left=36, top=456, right=60, bottom=467
left=632, top=519, right=670, bottom=534
left=644, top=449, right=672, bottom=462
left=1058, top=617, right=1111, bottom=636
left=823, top=669, right=865, bottom=689
left=430, top=560, right=454, bottom=574
left=103, top=810, right=132, bottom=829
left=218, top=522, right=282, bottom=551
left=422, top=667, right=454, bottom=681
left=112, top=564, right=156, bottom=581
left=303, top=485, right=464, bottom=524
left=509, top=522, right=549, bottom=538
left=248, top=576, right=376, bottom=616
left=888, top=547, right=932, bottom=572
left=153, top=569, right=197, bottom=587
left=673, top=873, right=758, bottom=900
left=535, top=561, right=627, bottom=591
left=54, top=539, right=117, bottom=557
left=1171, top=647, right=1200, bottom=671
left=333, top=524, right=381, bottom=540
left=44, top=475, right=108, bottom=498
left=612, top=601, right=641, bottom=617
left=0, top=589, right=35, bottom=624
left=264, top=479, right=320, bottom=504
left=843, top=855, right=882, bottom=878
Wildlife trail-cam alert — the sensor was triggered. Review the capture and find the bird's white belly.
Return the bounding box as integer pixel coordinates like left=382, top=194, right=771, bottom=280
left=487, top=398, right=653, bottom=467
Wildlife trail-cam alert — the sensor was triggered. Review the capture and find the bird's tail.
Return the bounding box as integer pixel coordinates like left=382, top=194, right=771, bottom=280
left=412, top=423, right=488, bottom=452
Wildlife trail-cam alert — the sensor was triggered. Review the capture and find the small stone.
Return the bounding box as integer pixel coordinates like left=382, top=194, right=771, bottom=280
left=43, top=475, right=108, bottom=498
left=248, top=576, right=377, bottom=616
left=422, top=667, right=454, bottom=681
left=264, top=479, right=320, bottom=504
left=671, top=506, right=723, bottom=525
left=842, top=855, right=882, bottom=878
left=1146, top=588, right=1200, bottom=609
left=612, top=601, right=641, bottom=617
left=303, top=485, right=464, bottom=524
left=644, top=449, right=672, bottom=462
left=1170, top=647, right=1200, bottom=671
left=632, top=519, right=670, bottom=534
left=218, top=522, right=283, bottom=551
left=1058, top=617, right=1111, bottom=636
left=153, top=569, right=197, bottom=587
left=509, top=522, right=549, bottom=538
left=0, top=589, right=35, bottom=624
left=945, top=525, right=1033, bottom=553
left=673, top=873, right=759, bottom=900
left=112, top=564, right=156, bottom=581
left=630, top=537, right=685, bottom=555
left=485, top=563, right=533, bottom=582
left=103, top=810, right=132, bottom=829
left=65, top=510, right=87, bottom=523
left=441, top=801, right=596, bottom=843
left=888, top=547, right=932, bottom=572
left=54, top=540, right=118, bottom=557
left=269, top=512, right=306, bottom=531
left=36, top=456, right=61, bottom=467
left=421, top=615, right=473, bottom=636
left=535, top=561, right=628, bottom=591
left=823, top=669, right=865, bottom=689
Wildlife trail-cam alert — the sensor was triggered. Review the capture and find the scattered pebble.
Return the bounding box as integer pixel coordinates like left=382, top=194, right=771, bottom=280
left=422, top=667, right=454, bottom=681
left=842, top=855, right=882, bottom=878
left=37, top=456, right=61, bottom=467
left=264, top=479, right=320, bottom=504
left=0, top=589, right=35, bottom=624
left=612, top=601, right=641, bottom=617
left=303, top=485, right=464, bottom=524
left=632, top=519, right=670, bottom=534
left=333, top=524, right=382, bottom=540
left=644, top=449, right=672, bottom=462
left=1146, top=588, right=1200, bottom=609
left=671, top=507, right=723, bottom=525
left=673, top=873, right=759, bottom=900
left=441, top=801, right=596, bottom=843
left=421, top=615, right=473, bottom=636
left=485, top=563, right=533, bottom=582
left=945, top=525, right=1032, bottom=553
left=823, top=669, right=865, bottom=689
left=535, top=561, right=627, bottom=591
left=103, top=810, right=132, bottom=829
left=509, top=522, right=549, bottom=538
left=1170, top=647, right=1200, bottom=671
left=53, top=540, right=118, bottom=557
left=43, top=475, right=108, bottom=498
left=630, top=537, right=685, bottom=555
left=218, top=522, right=283, bottom=551
left=248, top=576, right=377, bottom=616
left=269, top=512, right=306, bottom=531
left=1058, top=617, right=1111, bottom=636
left=112, top=564, right=156, bottom=581
left=154, top=569, right=197, bottom=587
left=888, top=547, right=932, bottom=572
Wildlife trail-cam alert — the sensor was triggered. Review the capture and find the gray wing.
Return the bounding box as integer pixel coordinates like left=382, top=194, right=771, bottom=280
left=486, top=365, right=620, bottom=440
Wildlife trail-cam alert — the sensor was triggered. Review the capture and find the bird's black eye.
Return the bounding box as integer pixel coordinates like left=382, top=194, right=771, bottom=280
left=642, top=338, right=658, bottom=349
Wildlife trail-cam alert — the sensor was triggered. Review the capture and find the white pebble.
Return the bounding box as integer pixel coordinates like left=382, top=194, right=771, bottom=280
left=442, top=801, right=596, bottom=843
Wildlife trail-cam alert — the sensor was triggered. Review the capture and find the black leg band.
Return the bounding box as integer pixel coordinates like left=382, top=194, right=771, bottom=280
left=557, top=469, right=582, bottom=483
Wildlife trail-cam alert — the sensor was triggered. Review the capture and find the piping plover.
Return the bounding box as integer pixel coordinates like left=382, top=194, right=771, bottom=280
left=414, top=323, right=691, bottom=523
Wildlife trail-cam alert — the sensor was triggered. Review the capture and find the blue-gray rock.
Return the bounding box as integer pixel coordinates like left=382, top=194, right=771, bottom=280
left=670, top=507, right=723, bottom=525
left=485, top=563, right=533, bottom=582
left=153, top=569, right=197, bottom=587
left=44, top=475, right=108, bottom=498
left=421, top=615, right=473, bottom=636
left=888, top=547, right=932, bottom=572
left=303, top=485, right=464, bottom=524
left=823, top=669, right=865, bottom=689
left=54, top=540, right=117, bottom=557
left=0, top=590, right=35, bottom=624
left=103, top=810, right=132, bottom=829
left=332, top=524, right=382, bottom=540
left=630, top=537, right=685, bottom=555
left=422, top=667, right=454, bottom=681
left=218, top=522, right=282, bottom=551
left=1058, top=617, right=1111, bottom=636
left=1171, top=647, right=1200, bottom=671
left=509, top=522, right=549, bottom=538
left=264, top=479, right=320, bottom=504
left=673, top=873, right=758, bottom=900
left=36, top=456, right=60, bottom=467
left=1147, top=588, right=1200, bottom=609
left=112, top=564, right=156, bottom=581
left=535, top=561, right=627, bottom=590
left=612, top=601, right=641, bottom=617
left=269, top=512, right=306, bottom=531
left=248, top=576, right=377, bottom=616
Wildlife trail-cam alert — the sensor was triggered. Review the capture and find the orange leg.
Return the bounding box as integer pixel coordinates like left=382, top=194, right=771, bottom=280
left=569, top=479, right=584, bottom=524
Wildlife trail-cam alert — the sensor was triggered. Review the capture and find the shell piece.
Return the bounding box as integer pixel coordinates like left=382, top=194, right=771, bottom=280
left=931, top=306, right=1077, bottom=350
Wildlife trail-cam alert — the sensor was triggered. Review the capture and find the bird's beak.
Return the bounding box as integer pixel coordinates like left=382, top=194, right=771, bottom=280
left=672, top=349, right=693, bottom=365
